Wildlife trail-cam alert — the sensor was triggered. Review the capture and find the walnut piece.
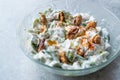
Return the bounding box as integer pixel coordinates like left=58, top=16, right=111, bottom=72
left=86, top=21, right=97, bottom=30
left=74, top=15, right=82, bottom=26
left=59, top=51, right=67, bottom=63
left=59, top=11, right=65, bottom=22
left=66, top=27, right=79, bottom=39
left=40, top=14, right=48, bottom=25
left=75, top=46, right=84, bottom=56
left=92, top=34, right=101, bottom=44
left=38, top=39, right=45, bottom=52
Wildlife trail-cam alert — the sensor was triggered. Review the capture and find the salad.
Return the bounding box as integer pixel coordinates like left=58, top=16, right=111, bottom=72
left=27, top=9, right=111, bottom=69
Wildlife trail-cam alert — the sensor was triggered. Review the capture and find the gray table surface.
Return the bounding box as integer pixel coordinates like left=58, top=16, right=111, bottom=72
left=0, top=0, right=120, bottom=80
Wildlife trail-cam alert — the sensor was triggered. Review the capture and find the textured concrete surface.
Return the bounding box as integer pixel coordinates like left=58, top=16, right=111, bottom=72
left=0, top=0, right=120, bottom=80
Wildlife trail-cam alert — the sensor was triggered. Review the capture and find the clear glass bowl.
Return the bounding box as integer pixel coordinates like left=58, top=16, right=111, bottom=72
left=17, top=0, right=120, bottom=76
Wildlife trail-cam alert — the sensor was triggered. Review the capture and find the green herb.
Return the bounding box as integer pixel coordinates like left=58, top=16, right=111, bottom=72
left=65, top=11, right=71, bottom=19
left=33, top=19, right=40, bottom=28
left=28, top=29, right=40, bottom=34
left=31, top=36, right=39, bottom=52
left=66, top=51, right=75, bottom=63
left=82, top=23, right=86, bottom=27
left=31, top=42, right=38, bottom=52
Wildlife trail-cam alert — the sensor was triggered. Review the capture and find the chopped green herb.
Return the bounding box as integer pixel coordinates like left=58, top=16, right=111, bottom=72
left=82, top=23, right=87, bottom=27
left=33, top=19, right=40, bottom=28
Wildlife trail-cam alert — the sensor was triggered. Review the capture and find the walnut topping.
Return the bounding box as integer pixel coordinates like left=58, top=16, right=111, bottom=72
left=58, top=11, right=65, bottom=22
left=89, top=44, right=95, bottom=50
left=40, top=14, right=48, bottom=25
left=59, top=51, right=67, bottom=63
left=92, top=34, right=101, bottom=44
left=75, top=46, right=84, bottom=56
left=66, top=27, right=79, bottom=39
left=38, top=39, right=45, bottom=52
left=85, top=21, right=97, bottom=30
left=74, top=15, right=82, bottom=26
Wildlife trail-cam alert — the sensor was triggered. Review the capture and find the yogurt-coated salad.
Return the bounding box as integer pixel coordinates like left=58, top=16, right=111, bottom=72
left=27, top=9, right=111, bottom=69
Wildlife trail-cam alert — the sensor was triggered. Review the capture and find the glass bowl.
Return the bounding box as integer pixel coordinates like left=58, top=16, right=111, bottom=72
left=17, top=0, right=120, bottom=76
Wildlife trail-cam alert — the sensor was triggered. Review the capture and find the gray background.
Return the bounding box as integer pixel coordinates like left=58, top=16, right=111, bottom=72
left=0, top=0, right=120, bottom=80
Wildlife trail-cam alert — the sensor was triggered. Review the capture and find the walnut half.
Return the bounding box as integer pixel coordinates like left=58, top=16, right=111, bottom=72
left=40, top=14, right=48, bottom=25
left=92, top=34, right=101, bottom=44
left=85, top=21, right=97, bottom=30
left=58, top=11, right=65, bottom=22
left=74, top=15, right=82, bottom=26
left=66, top=27, right=79, bottom=39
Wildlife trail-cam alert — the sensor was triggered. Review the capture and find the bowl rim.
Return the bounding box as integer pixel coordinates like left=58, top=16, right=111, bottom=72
left=17, top=0, right=120, bottom=72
